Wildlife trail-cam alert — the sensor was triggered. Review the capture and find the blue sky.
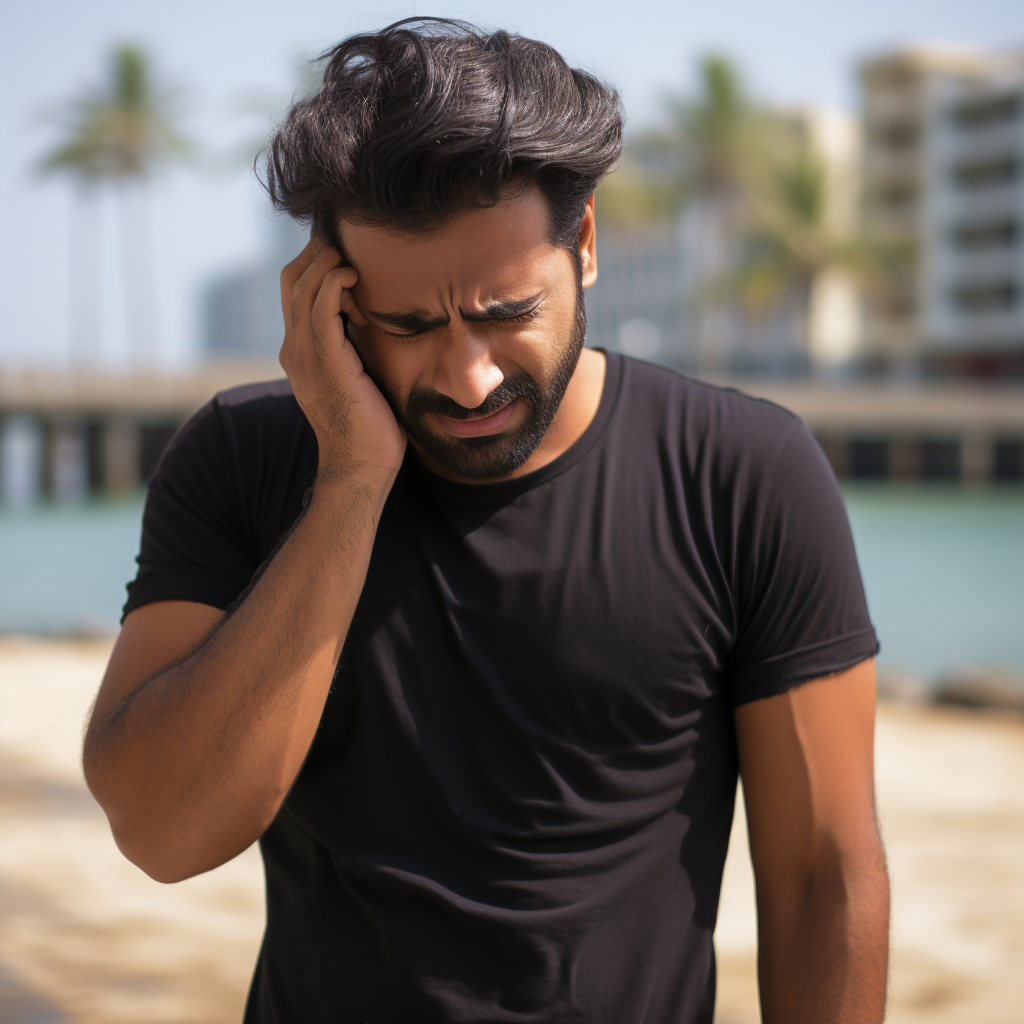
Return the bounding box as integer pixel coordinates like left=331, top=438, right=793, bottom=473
left=3, top=0, right=1022, bottom=367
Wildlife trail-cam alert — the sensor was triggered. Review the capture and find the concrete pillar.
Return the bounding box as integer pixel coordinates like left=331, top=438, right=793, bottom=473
left=962, top=432, right=994, bottom=483
left=0, top=415, right=43, bottom=506
left=102, top=417, right=142, bottom=494
left=51, top=416, right=88, bottom=501
left=889, top=437, right=922, bottom=481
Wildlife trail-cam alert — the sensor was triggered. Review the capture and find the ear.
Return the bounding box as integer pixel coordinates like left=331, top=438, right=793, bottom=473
left=578, top=193, right=598, bottom=290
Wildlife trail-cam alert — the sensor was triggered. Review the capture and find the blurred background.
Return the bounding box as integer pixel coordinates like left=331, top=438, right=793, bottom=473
left=1, top=2, right=1022, bottom=1023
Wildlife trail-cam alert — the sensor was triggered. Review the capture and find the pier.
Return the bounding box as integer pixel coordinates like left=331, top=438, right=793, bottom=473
left=1, top=361, right=1023, bottom=502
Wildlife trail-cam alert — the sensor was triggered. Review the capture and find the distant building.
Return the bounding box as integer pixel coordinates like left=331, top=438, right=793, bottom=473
left=584, top=227, right=691, bottom=368
left=203, top=117, right=862, bottom=377
left=860, top=45, right=1024, bottom=377
left=592, top=107, right=861, bottom=377
left=202, top=213, right=308, bottom=358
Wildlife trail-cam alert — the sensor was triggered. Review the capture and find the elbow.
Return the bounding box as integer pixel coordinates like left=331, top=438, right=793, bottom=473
left=98, top=790, right=271, bottom=885
left=83, top=734, right=279, bottom=884
left=105, top=814, right=201, bottom=884
left=82, top=759, right=187, bottom=882
left=109, top=819, right=230, bottom=884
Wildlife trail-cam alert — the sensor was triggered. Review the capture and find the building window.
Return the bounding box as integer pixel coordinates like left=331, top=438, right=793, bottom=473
left=951, top=93, right=1020, bottom=130
left=873, top=293, right=917, bottom=318
left=871, top=183, right=918, bottom=209
left=950, top=281, right=1018, bottom=312
left=951, top=220, right=1018, bottom=250
left=873, top=121, right=919, bottom=149
left=952, top=156, right=1019, bottom=189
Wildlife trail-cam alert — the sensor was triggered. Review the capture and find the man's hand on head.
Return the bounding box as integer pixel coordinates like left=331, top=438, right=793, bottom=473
left=280, top=238, right=406, bottom=485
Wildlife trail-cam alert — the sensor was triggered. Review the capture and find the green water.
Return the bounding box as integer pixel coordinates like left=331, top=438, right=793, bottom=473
left=1, top=487, right=1022, bottom=680
left=0, top=496, right=146, bottom=636
left=843, top=485, right=1024, bottom=679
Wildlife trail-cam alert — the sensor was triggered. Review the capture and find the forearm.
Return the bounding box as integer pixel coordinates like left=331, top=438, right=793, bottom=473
left=756, top=849, right=890, bottom=1024
left=84, top=469, right=392, bottom=881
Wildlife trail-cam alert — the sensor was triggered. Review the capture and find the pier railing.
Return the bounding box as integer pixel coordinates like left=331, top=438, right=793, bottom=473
left=1, top=362, right=1023, bottom=503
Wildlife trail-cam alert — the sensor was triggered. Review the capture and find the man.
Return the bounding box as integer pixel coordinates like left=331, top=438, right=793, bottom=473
left=84, top=18, right=888, bottom=1024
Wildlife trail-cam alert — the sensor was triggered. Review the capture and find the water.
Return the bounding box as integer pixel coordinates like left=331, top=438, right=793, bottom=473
left=1, top=487, right=1022, bottom=681
left=843, top=485, right=1024, bottom=680
left=0, top=497, right=145, bottom=636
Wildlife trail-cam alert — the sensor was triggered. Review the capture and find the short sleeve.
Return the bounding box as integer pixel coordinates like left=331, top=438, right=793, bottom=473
left=723, top=419, right=878, bottom=706
left=122, top=400, right=260, bottom=620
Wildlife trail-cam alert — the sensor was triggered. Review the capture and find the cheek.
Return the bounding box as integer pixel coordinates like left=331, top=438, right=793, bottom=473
left=360, top=332, right=432, bottom=399
left=525, top=307, right=579, bottom=366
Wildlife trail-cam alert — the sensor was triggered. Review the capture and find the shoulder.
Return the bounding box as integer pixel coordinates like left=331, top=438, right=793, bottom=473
left=612, top=354, right=806, bottom=478
left=163, top=378, right=311, bottom=465
left=211, top=376, right=299, bottom=412
left=152, top=378, right=317, bottom=555
left=208, top=378, right=307, bottom=439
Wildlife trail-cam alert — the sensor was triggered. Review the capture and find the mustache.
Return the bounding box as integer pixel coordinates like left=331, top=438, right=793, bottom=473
left=404, top=373, right=540, bottom=421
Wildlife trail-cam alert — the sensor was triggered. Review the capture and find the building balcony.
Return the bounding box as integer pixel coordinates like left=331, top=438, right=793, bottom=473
left=934, top=183, right=1023, bottom=222
left=933, top=247, right=1022, bottom=283
left=936, top=120, right=1024, bottom=165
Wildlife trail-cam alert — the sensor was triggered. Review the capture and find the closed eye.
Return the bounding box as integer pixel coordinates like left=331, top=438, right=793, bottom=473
left=376, top=306, right=542, bottom=339
left=377, top=325, right=433, bottom=339
left=493, top=307, right=541, bottom=326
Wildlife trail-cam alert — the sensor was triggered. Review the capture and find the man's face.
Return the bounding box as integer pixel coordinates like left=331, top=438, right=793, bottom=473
left=340, top=187, right=590, bottom=481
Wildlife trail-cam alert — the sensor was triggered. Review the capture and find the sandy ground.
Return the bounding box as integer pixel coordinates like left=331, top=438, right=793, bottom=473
left=0, top=638, right=1021, bottom=1024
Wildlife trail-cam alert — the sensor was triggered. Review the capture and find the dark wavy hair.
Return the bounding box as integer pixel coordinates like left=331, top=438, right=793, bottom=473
left=263, top=18, right=623, bottom=262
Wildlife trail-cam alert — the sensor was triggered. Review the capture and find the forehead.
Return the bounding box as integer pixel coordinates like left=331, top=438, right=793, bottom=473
left=339, top=188, right=565, bottom=307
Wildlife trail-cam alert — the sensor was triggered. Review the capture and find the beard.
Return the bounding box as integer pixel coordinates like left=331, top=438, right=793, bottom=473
left=367, top=281, right=587, bottom=481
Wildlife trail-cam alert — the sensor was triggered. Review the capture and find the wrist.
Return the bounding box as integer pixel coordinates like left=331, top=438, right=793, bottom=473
left=312, top=460, right=397, bottom=511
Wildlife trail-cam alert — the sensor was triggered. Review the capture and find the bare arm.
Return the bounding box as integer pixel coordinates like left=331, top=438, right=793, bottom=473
left=735, top=659, right=889, bottom=1024
left=83, top=241, right=403, bottom=884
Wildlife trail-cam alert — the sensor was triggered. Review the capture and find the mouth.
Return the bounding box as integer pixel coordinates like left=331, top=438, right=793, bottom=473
left=433, top=398, right=520, bottom=438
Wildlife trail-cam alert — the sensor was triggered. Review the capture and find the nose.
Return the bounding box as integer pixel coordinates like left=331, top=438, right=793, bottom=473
left=432, top=327, right=504, bottom=410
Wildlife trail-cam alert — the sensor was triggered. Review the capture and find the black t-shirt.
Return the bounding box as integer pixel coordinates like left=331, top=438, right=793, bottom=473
left=125, top=352, right=877, bottom=1024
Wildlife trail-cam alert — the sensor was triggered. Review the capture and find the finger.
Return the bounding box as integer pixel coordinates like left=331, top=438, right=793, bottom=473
left=280, top=236, right=325, bottom=340
left=291, top=246, right=343, bottom=330
left=329, top=266, right=369, bottom=328
left=310, top=267, right=354, bottom=361
left=334, top=265, right=357, bottom=289
left=281, top=235, right=324, bottom=299
left=338, top=288, right=369, bottom=329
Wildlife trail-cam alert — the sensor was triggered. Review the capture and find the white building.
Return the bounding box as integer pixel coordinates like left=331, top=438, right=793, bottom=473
left=923, top=59, right=1024, bottom=374
left=860, top=45, right=1024, bottom=376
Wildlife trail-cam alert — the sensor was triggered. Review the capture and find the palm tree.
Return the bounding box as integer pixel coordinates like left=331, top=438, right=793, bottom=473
left=733, top=141, right=833, bottom=355
left=39, top=44, right=193, bottom=364
left=660, top=56, right=762, bottom=370
left=731, top=129, right=912, bottom=373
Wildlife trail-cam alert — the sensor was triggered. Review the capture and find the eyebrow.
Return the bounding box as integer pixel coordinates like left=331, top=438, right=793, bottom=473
left=364, top=293, right=545, bottom=333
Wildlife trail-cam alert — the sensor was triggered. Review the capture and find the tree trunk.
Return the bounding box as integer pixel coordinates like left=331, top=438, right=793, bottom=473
left=70, top=183, right=103, bottom=365
left=117, top=179, right=160, bottom=365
